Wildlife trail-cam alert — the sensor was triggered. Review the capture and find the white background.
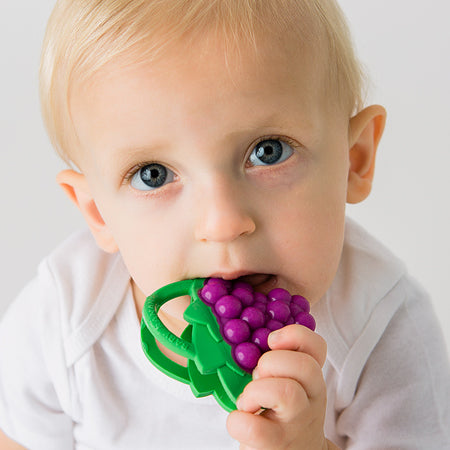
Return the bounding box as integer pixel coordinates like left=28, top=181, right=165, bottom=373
left=1, top=1, right=449, bottom=351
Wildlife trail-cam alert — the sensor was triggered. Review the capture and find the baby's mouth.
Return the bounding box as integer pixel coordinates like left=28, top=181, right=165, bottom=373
left=231, top=273, right=278, bottom=295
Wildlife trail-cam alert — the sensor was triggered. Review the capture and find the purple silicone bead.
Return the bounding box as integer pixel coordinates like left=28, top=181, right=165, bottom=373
left=214, top=295, right=243, bottom=319
left=291, top=295, right=310, bottom=313
left=266, top=319, right=284, bottom=331
left=233, top=281, right=253, bottom=292
left=200, top=283, right=228, bottom=305
left=218, top=315, right=228, bottom=326
left=254, top=292, right=268, bottom=303
left=253, top=302, right=267, bottom=313
left=241, top=306, right=265, bottom=329
left=232, top=287, right=254, bottom=307
left=251, top=327, right=271, bottom=352
left=294, top=312, right=316, bottom=331
left=223, top=319, right=251, bottom=344
left=286, top=316, right=295, bottom=325
left=207, top=277, right=232, bottom=291
left=267, top=300, right=290, bottom=323
left=268, top=288, right=291, bottom=303
left=289, top=303, right=303, bottom=317
left=234, top=342, right=261, bottom=372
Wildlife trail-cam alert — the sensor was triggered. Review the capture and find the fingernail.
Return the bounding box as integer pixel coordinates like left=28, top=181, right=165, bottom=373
left=268, top=330, right=281, bottom=347
left=252, top=367, right=260, bottom=380
left=236, top=394, right=244, bottom=410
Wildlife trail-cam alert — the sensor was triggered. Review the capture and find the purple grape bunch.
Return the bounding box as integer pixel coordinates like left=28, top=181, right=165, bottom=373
left=198, top=278, right=316, bottom=373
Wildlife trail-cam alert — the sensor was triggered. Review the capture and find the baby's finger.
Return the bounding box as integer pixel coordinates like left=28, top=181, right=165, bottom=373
left=227, top=409, right=281, bottom=449
left=237, top=376, right=309, bottom=422
left=268, top=324, right=327, bottom=367
left=254, top=349, right=326, bottom=399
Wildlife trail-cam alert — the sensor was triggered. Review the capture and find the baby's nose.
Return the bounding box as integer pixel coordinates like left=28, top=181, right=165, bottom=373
left=194, top=178, right=256, bottom=243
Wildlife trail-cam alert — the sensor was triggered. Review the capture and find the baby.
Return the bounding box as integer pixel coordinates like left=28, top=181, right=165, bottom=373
left=1, top=0, right=449, bottom=449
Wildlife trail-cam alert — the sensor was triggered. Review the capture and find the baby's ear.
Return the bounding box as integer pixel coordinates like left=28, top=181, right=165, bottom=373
left=56, top=169, right=118, bottom=253
left=347, top=105, right=386, bottom=204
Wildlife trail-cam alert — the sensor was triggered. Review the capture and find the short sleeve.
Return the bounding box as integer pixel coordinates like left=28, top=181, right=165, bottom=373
left=0, top=263, right=74, bottom=449
left=334, top=283, right=450, bottom=449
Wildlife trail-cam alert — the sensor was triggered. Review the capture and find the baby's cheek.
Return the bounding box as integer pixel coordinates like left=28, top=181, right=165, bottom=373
left=120, top=239, right=176, bottom=295
left=278, top=221, right=344, bottom=304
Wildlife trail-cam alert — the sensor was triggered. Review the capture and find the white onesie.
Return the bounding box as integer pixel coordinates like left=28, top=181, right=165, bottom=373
left=0, top=218, right=449, bottom=449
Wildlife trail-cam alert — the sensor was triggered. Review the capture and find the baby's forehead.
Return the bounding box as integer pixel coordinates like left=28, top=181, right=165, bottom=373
left=41, top=1, right=362, bottom=164
left=75, top=29, right=327, bottom=120
left=77, top=21, right=326, bottom=98
left=71, top=0, right=327, bottom=90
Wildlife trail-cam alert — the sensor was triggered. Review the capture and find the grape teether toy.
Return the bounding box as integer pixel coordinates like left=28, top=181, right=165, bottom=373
left=141, top=277, right=315, bottom=412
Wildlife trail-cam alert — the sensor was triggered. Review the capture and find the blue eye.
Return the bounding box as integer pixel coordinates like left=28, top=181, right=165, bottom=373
left=249, top=139, right=294, bottom=166
left=131, top=163, right=175, bottom=191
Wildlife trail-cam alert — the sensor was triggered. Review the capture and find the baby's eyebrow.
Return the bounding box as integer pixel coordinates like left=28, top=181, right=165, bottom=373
left=112, top=144, right=168, bottom=168
left=228, top=112, right=310, bottom=135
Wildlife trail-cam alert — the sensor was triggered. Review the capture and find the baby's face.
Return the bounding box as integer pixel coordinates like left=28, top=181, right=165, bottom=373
left=70, top=36, right=351, bottom=319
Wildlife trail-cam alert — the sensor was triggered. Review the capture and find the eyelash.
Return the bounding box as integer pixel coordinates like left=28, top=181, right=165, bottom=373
left=123, top=161, right=158, bottom=185
left=245, top=135, right=300, bottom=166
left=254, top=135, right=299, bottom=148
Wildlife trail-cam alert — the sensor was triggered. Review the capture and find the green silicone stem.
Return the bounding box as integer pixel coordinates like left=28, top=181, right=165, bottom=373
left=141, top=278, right=205, bottom=359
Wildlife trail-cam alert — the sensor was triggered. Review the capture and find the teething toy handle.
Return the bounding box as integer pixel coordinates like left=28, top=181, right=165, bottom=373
left=141, top=278, right=205, bottom=381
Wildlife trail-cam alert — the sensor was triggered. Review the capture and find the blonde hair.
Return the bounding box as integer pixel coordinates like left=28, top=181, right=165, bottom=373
left=40, top=0, right=366, bottom=164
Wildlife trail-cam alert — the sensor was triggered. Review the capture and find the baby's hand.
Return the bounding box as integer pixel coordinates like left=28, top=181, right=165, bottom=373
left=226, top=324, right=330, bottom=450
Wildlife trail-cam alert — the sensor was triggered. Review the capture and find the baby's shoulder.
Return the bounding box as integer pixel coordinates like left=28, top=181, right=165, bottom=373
left=338, top=217, right=408, bottom=310
left=316, top=219, right=438, bottom=409
left=41, top=229, right=130, bottom=350
left=316, top=218, right=411, bottom=364
left=2, top=229, right=130, bottom=365
left=44, top=228, right=121, bottom=289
